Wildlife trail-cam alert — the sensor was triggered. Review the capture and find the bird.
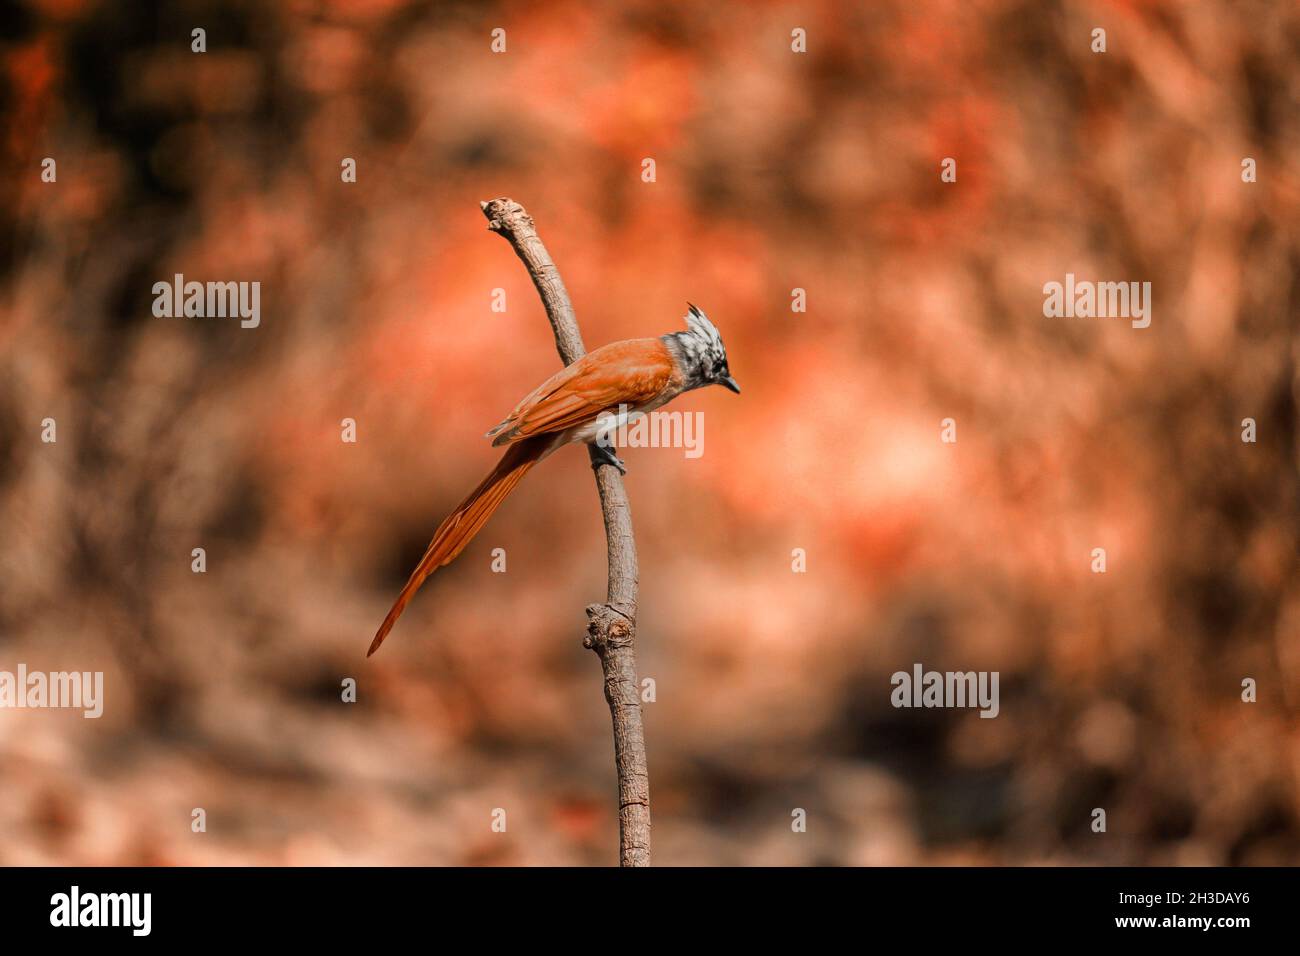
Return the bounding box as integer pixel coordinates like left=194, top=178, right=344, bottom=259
left=367, top=304, right=739, bottom=656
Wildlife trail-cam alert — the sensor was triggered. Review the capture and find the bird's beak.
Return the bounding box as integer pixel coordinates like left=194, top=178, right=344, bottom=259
left=721, top=375, right=741, bottom=394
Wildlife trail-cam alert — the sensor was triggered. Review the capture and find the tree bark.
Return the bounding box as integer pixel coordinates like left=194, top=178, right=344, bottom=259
left=480, top=198, right=650, bottom=867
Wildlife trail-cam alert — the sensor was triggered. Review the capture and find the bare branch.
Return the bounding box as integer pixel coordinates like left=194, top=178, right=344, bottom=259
left=480, top=197, right=650, bottom=867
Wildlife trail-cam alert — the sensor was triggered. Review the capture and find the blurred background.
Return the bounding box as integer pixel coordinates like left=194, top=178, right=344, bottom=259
left=1, top=0, right=1298, bottom=865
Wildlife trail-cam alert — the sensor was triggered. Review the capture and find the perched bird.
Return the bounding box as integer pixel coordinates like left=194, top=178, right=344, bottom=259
left=368, top=304, right=739, bottom=656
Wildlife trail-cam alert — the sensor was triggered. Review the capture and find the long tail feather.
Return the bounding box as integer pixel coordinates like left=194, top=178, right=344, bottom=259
left=368, top=436, right=549, bottom=656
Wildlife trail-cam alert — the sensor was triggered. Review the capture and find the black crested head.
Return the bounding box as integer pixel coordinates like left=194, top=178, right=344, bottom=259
left=666, top=304, right=740, bottom=394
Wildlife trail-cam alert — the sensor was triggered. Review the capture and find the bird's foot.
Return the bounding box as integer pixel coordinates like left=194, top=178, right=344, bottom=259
left=592, top=444, right=627, bottom=475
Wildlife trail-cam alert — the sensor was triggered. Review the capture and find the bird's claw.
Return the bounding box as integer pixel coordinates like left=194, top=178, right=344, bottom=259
left=592, top=445, right=627, bottom=475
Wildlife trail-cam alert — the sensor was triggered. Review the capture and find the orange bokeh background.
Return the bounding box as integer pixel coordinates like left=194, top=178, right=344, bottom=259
left=1, top=0, right=1297, bottom=864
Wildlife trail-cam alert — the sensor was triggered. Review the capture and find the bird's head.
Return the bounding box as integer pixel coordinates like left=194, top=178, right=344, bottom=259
left=667, top=304, right=740, bottom=394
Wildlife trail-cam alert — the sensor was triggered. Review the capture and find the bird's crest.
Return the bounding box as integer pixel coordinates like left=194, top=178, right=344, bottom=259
left=684, top=303, right=723, bottom=352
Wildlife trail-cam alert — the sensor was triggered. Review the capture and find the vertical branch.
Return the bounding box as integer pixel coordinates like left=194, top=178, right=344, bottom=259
left=480, top=198, right=650, bottom=866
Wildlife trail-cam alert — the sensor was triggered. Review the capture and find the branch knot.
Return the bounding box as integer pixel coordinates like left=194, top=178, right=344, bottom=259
left=584, top=602, right=636, bottom=652
left=480, top=197, right=533, bottom=238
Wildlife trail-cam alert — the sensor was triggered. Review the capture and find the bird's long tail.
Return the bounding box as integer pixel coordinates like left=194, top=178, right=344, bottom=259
left=368, top=436, right=550, bottom=656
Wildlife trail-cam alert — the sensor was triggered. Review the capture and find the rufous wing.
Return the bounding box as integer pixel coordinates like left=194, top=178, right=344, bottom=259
left=486, top=337, right=676, bottom=445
